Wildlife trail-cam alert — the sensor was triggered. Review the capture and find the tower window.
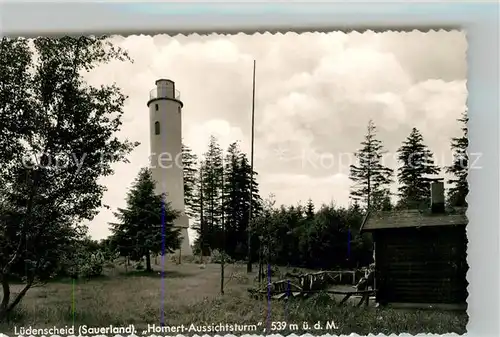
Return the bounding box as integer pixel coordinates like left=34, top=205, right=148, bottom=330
left=154, top=121, right=160, bottom=135
left=155, top=104, right=159, bottom=111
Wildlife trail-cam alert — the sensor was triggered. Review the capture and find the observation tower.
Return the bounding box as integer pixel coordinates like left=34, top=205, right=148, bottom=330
left=147, top=79, right=192, bottom=257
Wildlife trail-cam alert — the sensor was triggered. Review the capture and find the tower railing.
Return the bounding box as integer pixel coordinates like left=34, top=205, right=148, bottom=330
left=149, top=88, right=181, bottom=100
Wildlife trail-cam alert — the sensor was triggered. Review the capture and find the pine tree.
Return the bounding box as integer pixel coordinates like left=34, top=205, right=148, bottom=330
left=305, top=198, right=315, bottom=219
left=109, top=168, right=181, bottom=272
left=372, top=189, right=393, bottom=212
left=196, top=136, right=224, bottom=253
left=237, top=151, right=262, bottom=258
left=194, top=166, right=210, bottom=257
left=220, top=141, right=262, bottom=259
left=182, top=143, right=199, bottom=218
left=396, top=128, right=440, bottom=209
left=446, top=111, right=468, bottom=208
left=222, top=141, right=244, bottom=256
left=349, top=120, right=393, bottom=212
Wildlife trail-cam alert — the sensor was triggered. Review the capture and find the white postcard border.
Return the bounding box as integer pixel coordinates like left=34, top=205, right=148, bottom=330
left=0, top=1, right=498, bottom=337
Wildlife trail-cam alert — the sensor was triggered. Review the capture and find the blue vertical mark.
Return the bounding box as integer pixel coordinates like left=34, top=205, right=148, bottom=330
left=347, top=228, right=351, bottom=259
left=160, top=200, right=166, bottom=326
left=266, top=263, right=272, bottom=331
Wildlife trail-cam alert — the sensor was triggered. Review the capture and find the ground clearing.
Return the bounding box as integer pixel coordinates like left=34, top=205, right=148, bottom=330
left=0, top=261, right=467, bottom=335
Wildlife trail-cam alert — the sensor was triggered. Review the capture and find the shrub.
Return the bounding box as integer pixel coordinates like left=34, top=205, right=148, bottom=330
left=209, top=249, right=234, bottom=264
left=78, top=250, right=106, bottom=278
left=55, top=248, right=107, bottom=279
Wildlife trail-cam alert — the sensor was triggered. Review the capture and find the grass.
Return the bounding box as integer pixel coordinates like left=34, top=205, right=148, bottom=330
left=0, top=259, right=468, bottom=336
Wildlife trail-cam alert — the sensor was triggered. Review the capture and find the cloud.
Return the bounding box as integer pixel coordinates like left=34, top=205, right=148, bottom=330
left=80, top=31, right=466, bottom=240
left=260, top=173, right=352, bottom=208
left=185, top=119, right=246, bottom=157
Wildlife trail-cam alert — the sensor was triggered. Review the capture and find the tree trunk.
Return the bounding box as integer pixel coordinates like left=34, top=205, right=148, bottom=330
left=220, top=255, right=225, bottom=295
left=0, top=275, right=33, bottom=322
left=145, top=253, right=152, bottom=272
left=258, top=242, right=263, bottom=284
left=6, top=282, right=32, bottom=313
left=0, top=276, right=11, bottom=321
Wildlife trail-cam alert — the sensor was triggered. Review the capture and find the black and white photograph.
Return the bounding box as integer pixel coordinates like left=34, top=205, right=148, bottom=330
left=0, top=31, right=468, bottom=336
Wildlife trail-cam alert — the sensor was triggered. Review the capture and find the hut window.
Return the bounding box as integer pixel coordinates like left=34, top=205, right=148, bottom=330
left=154, top=121, right=160, bottom=135
left=155, top=104, right=159, bottom=111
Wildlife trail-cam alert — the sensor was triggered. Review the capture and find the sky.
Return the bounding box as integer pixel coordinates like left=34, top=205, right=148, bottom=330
left=82, top=31, right=467, bottom=242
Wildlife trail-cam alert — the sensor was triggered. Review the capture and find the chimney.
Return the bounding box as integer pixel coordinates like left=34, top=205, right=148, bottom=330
left=430, top=180, right=445, bottom=213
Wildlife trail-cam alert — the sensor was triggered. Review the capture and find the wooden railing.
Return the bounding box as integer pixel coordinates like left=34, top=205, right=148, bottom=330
left=248, top=270, right=376, bottom=307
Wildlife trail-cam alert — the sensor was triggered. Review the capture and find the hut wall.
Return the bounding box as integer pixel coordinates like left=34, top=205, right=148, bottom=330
left=374, top=226, right=468, bottom=305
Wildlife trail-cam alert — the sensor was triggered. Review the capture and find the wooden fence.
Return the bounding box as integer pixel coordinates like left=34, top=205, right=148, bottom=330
left=248, top=270, right=376, bottom=307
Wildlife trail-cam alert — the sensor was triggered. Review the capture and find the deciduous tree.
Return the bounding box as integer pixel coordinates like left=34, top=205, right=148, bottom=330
left=0, top=36, right=138, bottom=320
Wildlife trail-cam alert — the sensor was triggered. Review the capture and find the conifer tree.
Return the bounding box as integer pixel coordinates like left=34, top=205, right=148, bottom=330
left=349, top=120, right=393, bottom=212
left=109, top=168, right=181, bottom=272
left=222, top=141, right=243, bottom=256
left=237, top=151, right=262, bottom=259
left=194, top=166, right=210, bottom=257
left=221, top=141, right=262, bottom=258
left=182, top=143, right=199, bottom=218
left=446, top=111, right=469, bottom=208
left=396, top=128, right=440, bottom=209
left=196, top=136, right=224, bottom=252
left=305, top=198, right=315, bottom=219
left=372, top=189, right=393, bottom=212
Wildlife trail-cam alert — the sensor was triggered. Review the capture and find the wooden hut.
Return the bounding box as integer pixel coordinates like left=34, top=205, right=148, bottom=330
left=360, top=181, right=468, bottom=309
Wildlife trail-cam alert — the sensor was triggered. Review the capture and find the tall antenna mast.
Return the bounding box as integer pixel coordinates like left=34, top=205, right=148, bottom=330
left=247, top=60, right=256, bottom=273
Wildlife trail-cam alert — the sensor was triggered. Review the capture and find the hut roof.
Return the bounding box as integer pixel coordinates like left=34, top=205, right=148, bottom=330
left=360, top=208, right=468, bottom=233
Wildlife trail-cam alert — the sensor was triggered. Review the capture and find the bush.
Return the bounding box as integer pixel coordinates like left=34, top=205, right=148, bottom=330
left=258, top=264, right=281, bottom=278
left=78, top=250, right=106, bottom=278
left=56, top=248, right=107, bottom=279
left=209, top=249, right=234, bottom=264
